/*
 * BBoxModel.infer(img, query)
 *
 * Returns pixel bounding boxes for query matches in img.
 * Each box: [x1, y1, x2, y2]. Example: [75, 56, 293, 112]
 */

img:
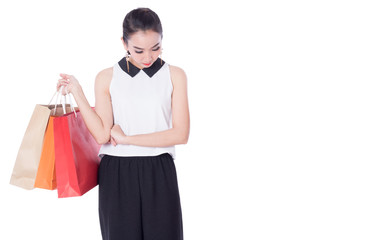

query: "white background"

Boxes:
[1, 0, 370, 239]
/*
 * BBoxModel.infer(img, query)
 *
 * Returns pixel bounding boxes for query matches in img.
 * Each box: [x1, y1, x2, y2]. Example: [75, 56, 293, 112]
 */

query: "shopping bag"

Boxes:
[9, 105, 51, 190]
[33, 88, 75, 190]
[34, 116, 57, 190]
[10, 88, 74, 190]
[54, 108, 101, 198]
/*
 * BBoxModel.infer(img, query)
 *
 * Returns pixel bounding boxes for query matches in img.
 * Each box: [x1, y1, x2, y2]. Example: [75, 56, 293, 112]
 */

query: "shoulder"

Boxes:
[96, 67, 113, 81]
[95, 67, 113, 92]
[168, 64, 187, 87]
[169, 64, 186, 79]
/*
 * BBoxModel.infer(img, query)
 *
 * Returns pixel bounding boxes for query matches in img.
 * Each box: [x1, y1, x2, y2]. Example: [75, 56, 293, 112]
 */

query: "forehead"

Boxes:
[128, 30, 162, 48]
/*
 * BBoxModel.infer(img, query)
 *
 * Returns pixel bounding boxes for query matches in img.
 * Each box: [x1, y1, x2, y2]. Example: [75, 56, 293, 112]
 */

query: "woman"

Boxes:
[57, 7, 189, 240]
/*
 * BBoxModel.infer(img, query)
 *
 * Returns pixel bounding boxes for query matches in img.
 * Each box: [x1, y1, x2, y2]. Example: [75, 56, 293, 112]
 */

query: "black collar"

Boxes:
[118, 57, 165, 78]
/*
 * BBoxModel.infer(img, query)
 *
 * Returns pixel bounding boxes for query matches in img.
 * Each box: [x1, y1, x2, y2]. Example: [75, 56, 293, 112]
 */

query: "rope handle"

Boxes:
[48, 86, 77, 118]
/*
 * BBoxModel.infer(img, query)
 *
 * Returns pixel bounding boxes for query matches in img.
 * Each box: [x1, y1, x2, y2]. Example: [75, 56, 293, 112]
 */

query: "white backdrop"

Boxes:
[1, 0, 370, 239]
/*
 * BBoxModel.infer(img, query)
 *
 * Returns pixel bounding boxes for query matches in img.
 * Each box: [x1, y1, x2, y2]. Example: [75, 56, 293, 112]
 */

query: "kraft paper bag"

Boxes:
[10, 104, 51, 190]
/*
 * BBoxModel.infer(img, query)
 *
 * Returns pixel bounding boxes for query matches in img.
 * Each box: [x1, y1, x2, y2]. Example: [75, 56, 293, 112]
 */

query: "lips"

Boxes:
[143, 62, 151, 67]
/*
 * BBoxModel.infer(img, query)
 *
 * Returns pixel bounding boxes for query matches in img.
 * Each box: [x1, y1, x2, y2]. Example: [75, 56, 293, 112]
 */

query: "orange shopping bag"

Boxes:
[34, 116, 57, 190]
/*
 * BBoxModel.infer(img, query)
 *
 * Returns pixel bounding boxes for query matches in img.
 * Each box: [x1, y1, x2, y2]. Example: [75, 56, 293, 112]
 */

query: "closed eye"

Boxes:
[135, 47, 160, 54]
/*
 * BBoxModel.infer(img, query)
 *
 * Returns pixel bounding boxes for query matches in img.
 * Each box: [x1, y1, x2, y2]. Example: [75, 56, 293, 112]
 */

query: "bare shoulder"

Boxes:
[96, 67, 113, 82]
[168, 64, 187, 87]
[95, 67, 113, 92]
[169, 64, 186, 78]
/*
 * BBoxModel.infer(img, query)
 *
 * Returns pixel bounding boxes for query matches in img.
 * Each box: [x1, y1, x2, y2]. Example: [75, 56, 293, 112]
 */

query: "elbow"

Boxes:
[96, 138, 108, 145]
[181, 138, 188, 145]
[178, 130, 189, 145]
[95, 133, 111, 145]
[174, 124, 189, 145]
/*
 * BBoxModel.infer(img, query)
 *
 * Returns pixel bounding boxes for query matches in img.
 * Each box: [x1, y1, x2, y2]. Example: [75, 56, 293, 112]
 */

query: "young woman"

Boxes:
[57, 7, 189, 240]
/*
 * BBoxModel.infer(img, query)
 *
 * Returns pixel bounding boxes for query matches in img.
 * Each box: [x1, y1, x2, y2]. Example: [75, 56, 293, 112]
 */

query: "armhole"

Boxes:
[167, 63, 174, 129]
[108, 64, 116, 98]
[168, 63, 174, 93]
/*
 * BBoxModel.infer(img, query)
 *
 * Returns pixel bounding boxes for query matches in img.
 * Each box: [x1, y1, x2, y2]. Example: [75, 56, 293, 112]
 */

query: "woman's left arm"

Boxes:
[110, 65, 190, 147]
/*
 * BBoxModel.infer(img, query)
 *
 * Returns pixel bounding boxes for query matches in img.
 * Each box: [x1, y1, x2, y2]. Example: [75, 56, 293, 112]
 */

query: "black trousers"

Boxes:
[98, 153, 183, 240]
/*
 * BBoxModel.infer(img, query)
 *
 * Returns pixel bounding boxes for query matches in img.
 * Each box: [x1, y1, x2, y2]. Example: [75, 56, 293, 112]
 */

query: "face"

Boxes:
[121, 30, 162, 69]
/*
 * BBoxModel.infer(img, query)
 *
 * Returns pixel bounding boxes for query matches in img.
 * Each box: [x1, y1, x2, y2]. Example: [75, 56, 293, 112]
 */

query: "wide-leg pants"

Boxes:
[98, 153, 183, 240]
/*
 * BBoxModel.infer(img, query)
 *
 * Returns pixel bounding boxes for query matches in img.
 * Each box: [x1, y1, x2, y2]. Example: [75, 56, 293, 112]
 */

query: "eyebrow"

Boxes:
[133, 42, 160, 50]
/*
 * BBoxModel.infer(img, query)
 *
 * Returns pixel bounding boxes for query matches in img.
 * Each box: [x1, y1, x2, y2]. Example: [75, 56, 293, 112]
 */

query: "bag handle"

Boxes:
[48, 86, 77, 118]
[65, 87, 77, 118]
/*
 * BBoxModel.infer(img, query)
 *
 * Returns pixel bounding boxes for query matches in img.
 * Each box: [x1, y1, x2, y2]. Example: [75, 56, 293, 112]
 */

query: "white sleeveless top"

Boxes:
[98, 57, 176, 160]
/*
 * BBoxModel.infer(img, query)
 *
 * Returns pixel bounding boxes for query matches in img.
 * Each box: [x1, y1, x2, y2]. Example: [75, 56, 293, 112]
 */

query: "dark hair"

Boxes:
[122, 8, 163, 45]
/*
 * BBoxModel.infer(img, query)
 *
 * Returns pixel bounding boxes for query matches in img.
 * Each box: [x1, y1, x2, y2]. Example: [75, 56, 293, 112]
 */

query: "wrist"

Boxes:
[121, 135, 130, 145]
[70, 84, 82, 96]
[111, 132, 129, 145]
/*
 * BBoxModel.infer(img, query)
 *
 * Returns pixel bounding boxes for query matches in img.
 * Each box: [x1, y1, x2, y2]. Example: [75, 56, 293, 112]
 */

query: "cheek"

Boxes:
[130, 52, 142, 61]
[130, 51, 137, 57]
[150, 51, 161, 60]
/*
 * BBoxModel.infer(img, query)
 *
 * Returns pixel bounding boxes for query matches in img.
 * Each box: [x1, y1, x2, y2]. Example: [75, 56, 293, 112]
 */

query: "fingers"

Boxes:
[57, 73, 79, 96]
[59, 80, 69, 85]
[110, 137, 117, 146]
[57, 73, 72, 90]
[56, 79, 69, 93]
[57, 79, 69, 86]
[60, 73, 77, 82]
[56, 77, 72, 96]
[60, 73, 72, 79]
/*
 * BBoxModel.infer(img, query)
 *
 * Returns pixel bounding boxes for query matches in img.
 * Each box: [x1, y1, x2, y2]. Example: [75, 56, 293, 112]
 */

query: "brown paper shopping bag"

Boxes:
[10, 104, 51, 190]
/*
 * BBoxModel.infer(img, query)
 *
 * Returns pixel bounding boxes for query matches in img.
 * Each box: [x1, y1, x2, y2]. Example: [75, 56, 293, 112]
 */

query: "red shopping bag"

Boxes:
[53, 109, 101, 198]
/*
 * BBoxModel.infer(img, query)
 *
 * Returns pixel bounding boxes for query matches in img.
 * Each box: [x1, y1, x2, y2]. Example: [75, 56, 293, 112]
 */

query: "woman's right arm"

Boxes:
[58, 68, 114, 145]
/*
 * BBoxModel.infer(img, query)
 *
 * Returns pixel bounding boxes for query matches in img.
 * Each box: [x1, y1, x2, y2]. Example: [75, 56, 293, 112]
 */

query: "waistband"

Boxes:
[102, 153, 173, 161]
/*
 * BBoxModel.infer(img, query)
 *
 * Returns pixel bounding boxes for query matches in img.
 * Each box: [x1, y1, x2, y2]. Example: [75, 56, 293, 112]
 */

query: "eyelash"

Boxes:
[135, 47, 161, 54]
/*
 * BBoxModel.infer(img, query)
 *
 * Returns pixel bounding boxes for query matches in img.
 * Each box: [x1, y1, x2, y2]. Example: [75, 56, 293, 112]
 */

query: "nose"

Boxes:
[143, 52, 152, 63]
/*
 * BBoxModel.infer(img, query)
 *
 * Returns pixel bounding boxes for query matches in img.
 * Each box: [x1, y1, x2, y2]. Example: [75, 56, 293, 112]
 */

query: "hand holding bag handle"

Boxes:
[48, 86, 77, 117]
[34, 87, 77, 190]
